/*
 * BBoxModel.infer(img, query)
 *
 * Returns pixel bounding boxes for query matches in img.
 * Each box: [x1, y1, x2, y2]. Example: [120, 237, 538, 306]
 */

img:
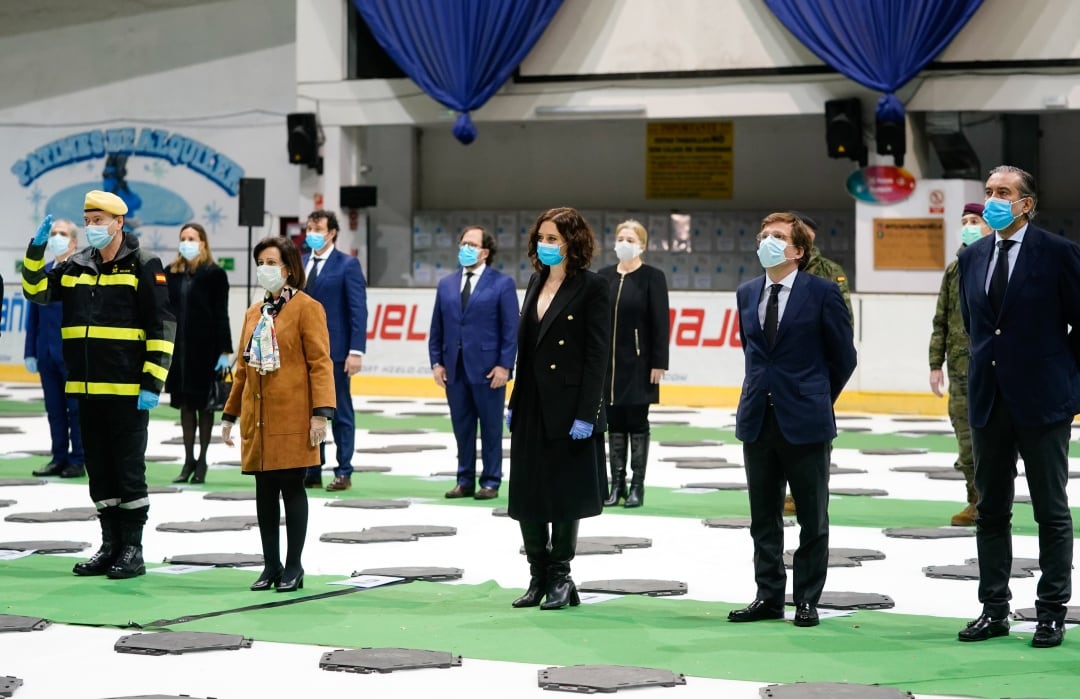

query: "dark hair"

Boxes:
[460, 226, 498, 264]
[307, 209, 340, 233]
[759, 212, 813, 271]
[988, 165, 1038, 220]
[253, 236, 306, 289]
[526, 207, 596, 274]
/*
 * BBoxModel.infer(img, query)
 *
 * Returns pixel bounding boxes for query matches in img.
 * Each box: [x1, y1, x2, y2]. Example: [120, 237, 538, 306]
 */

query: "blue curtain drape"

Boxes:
[354, 0, 563, 144]
[763, 0, 983, 123]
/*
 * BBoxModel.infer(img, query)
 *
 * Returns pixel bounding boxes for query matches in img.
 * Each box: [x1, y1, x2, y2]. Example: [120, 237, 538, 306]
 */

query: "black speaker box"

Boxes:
[825, 98, 866, 164]
[287, 113, 319, 166]
[340, 185, 377, 209]
[238, 178, 265, 227]
[875, 117, 906, 166]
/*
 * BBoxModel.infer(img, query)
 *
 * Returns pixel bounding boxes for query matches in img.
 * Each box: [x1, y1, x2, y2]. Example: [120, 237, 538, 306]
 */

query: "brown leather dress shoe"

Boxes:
[474, 487, 499, 500]
[326, 476, 351, 491]
[445, 485, 475, 498]
[950, 503, 977, 527]
[783, 494, 797, 516]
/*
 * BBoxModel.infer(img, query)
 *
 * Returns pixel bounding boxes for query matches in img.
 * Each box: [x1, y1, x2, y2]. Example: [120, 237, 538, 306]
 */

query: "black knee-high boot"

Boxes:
[512, 521, 550, 608]
[541, 520, 580, 610]
[624, 432, 650, 508]
[603, 433, 628, 506]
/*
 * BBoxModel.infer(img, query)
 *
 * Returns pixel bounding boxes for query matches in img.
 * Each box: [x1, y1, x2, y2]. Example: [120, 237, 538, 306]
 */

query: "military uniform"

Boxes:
[929, 252, 975, 506]
[804, 247, 852, 321]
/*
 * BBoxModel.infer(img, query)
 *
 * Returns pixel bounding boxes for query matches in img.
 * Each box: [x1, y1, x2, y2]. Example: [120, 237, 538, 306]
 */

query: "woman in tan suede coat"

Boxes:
[221, 236, 335, 593]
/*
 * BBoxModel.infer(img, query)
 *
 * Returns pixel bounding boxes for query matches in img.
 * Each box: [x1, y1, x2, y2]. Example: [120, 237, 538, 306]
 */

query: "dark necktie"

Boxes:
[461, 271, 473, 311]
[764, 283, 781, 349]
[307, 258, 321, 288]
[987, 239, 1016, 316]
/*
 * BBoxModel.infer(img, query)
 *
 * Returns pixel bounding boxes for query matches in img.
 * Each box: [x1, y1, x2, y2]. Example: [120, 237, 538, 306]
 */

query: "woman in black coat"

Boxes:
[507, 207, 610, 610]
[165, 222, 232, 483]
[597, 220, 670, 508]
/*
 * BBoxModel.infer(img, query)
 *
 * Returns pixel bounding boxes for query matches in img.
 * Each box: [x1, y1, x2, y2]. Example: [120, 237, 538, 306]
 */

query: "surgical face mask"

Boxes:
[305, 232, 326, 252]
[85, 224, 114, 250]
[257, 264, 286, 293]
[48, 234, 71, 257]
[614, 240, 641, 262]
[458, 245, 480, 267]
[982, 196, 1026, 231]
[960, 225, 984, 247]
[178, 240, 201, 260]
[536, 242, 565, 266]
[756, 235, 790, 269]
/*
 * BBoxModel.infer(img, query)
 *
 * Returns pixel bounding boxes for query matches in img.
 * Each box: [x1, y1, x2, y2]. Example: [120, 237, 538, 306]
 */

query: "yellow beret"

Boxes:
[83, 190, 128, 216]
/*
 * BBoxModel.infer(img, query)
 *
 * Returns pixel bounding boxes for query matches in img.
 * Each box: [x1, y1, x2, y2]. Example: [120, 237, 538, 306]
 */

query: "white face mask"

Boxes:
[614, 240, 641, 262]
[257, 264, 286, 293]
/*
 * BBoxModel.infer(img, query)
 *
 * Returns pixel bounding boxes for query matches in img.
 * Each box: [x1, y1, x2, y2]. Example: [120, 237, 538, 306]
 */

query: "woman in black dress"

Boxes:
[507, 207, 610, 610]
[597, 220, 670, 507]
[165, 223, 232, 483]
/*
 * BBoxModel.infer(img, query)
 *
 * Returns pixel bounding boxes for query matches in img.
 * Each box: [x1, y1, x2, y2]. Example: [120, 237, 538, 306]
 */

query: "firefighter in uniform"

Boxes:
[22, 191, 175, 579]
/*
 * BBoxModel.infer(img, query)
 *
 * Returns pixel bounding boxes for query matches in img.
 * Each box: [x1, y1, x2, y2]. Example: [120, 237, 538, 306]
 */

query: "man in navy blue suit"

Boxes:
[301, 210, 368, 491]
[956, 166, 1080, 649]
[429, 226, 519, 500]
[728, 212, 856, 629]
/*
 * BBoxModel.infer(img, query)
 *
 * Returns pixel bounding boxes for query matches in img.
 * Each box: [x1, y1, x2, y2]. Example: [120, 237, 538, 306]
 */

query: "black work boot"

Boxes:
[541, 520, 580, 610]
[512, 522, 550, 608]
[106, 522, 146, 579]
[623, 432, 650, 508]
[73, 511, 119, 576]
[603, 433, 628, 506]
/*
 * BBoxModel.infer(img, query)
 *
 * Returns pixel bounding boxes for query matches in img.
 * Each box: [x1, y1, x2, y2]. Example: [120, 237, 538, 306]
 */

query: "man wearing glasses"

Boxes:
[429, 226, 519, 500]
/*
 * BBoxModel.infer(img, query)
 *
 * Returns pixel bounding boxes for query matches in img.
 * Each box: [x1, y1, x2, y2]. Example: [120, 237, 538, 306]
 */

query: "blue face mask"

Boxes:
[982, 197, 1026, 231]
[305, 232, 326, 251]
[458, 245, 480, 267]
[85, 224, 114, 250]
[960, 225, 984, 247]
[756, 235, 789, 269]
[48, 234, 71, 257]
[178, 240, 201, 260]
[537, 242, 565, 266]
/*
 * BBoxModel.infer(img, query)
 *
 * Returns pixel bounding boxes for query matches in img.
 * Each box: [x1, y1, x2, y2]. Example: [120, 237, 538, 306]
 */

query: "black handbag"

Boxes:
[207, 368, 233, 411]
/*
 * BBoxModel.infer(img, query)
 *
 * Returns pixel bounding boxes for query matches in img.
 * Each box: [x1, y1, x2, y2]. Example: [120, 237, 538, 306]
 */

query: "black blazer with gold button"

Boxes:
[509, 269, 610, 441]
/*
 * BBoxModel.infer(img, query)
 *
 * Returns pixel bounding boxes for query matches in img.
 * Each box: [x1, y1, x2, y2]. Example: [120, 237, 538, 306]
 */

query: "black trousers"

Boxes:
[79, 398, 150, 523]
[971, 389, 1072, 621]
[743, 405, 831, 607]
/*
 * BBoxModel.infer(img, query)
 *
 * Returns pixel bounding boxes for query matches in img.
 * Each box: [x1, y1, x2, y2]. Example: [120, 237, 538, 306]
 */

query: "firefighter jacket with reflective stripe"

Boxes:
[22, 233, 176, 399]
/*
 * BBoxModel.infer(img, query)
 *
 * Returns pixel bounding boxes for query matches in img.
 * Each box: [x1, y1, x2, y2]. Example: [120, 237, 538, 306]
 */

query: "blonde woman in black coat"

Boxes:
[597, 220, 669, 507]
[506, 207, 610, 610]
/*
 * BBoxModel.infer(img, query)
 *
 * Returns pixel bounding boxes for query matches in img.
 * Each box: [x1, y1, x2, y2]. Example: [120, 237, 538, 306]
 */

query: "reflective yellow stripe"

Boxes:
[98, 274, 138, 288]
[143, 362, 169, 382]
[22, 256, 45, 272]
[22, 277, 48, 295]
[146, 339, 175, 354]
[61, 273, 98, 287]
[65, 381, 141, 396]
[61, 326, 146, 341]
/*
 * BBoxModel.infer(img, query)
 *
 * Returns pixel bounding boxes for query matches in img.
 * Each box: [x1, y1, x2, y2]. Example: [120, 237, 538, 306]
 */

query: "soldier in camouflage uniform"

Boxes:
[930, 202, 991, 526]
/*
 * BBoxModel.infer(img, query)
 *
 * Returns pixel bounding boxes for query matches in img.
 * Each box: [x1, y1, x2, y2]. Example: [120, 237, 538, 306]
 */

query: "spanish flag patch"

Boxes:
[155, 272, 167, 285]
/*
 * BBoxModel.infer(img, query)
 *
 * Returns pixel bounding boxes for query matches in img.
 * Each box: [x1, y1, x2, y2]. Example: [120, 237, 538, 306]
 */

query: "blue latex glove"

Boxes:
[33, 214, 53, 246]
[505, 409, 512, 432]
[24, 357, 38, 374]
[137, 390, 159, 411]
[569, 419, 593, 440]
[215, 354, 231, 372]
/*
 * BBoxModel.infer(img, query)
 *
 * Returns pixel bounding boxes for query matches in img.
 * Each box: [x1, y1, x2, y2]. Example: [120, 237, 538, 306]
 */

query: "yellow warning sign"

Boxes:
[645, 121, 733, 200]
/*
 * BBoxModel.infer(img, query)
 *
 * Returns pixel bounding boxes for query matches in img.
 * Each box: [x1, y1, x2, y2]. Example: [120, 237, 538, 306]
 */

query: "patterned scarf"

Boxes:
[244, 287, 295, 374]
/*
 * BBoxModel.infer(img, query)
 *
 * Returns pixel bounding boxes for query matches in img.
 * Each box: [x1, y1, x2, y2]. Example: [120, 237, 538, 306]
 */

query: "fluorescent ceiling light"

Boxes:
[534, 104, 647, 117]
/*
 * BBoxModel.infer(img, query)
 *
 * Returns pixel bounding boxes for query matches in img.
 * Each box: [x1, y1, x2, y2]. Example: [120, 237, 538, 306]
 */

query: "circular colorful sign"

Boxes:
[846, 165, 917, 204]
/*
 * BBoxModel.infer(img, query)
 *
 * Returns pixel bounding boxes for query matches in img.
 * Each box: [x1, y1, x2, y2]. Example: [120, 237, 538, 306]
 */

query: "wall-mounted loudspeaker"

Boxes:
[238, 178, 265, 227]
[825, 98, 867, 166]
[287, 113, 319, 167]
[340, 185, 377, 209]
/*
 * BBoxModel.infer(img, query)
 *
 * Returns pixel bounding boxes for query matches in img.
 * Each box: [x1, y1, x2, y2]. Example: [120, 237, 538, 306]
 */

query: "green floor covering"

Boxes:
[2, 556, 1077, 699]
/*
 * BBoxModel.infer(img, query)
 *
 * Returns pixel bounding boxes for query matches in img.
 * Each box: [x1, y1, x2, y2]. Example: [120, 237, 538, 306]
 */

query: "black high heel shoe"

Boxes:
[172, 460, 195, 484]
[249, 567, 282, 591]
[190, 458, 208, 484]
[276, 567, 304, 592]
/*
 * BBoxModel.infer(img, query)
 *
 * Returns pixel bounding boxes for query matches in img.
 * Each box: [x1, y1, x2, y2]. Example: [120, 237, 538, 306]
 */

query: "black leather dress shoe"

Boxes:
[59, 463, 85, 478]
[276, 567, 304, 592]
[793, 602, 819, 627]
[32, 461, 65, 477]
[728, 599, 785, 622]
[1032, 620, 1065, 648]
[957, 613, 1010, 642]
[444, 485, 475, 499]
